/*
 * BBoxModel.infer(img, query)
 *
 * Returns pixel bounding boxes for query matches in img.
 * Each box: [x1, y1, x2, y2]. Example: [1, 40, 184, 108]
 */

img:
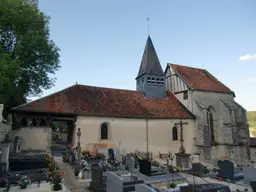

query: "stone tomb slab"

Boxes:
[7, 182, 69, 192]
[107, 171, 144, 192]
[243, 167, 256, 185]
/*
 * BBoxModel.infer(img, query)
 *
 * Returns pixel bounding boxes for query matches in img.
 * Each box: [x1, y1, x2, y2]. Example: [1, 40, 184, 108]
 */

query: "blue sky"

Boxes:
[36, 0, 256, 111]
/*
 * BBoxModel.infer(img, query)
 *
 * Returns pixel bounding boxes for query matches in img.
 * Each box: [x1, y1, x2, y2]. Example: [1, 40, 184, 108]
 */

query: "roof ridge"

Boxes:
[76, 84, 139, 92]
[12, 84, 78, 111]
[168, 63, 207, 71]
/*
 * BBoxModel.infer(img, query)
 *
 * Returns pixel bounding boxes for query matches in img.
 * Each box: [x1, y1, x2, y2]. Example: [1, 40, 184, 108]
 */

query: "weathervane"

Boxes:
[146, 17, 150, 36]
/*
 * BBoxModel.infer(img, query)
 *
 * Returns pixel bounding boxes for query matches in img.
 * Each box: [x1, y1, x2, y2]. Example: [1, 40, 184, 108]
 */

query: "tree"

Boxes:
[0, 0, 60, 117]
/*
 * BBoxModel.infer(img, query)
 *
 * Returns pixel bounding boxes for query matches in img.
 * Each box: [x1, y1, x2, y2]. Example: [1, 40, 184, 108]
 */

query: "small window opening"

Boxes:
[100, 123, 109, 140]
[172, 126, 178, 141]
[183, 91, 188, 100]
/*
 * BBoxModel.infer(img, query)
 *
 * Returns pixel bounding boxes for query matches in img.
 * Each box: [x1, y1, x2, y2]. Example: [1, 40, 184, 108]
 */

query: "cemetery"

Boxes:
[0, 106, 256, 192]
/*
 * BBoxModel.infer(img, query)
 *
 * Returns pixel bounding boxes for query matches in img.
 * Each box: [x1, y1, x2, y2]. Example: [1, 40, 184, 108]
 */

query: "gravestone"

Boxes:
[139, 159, 151, 176]
[192, 163, 206, 177]
[244, 167, 256, 185]
[68, 150, 76, 165]
[217, 159, 244, 181]
[89, 163, 106, 192]
[125, 156, 135, 173]
[108, 148, 115, 162]
[218, 160, 234, 179]
[116, 148, 122, 162]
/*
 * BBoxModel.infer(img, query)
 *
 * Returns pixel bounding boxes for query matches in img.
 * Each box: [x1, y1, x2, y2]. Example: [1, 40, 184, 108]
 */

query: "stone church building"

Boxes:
[11, 36, 250, 165]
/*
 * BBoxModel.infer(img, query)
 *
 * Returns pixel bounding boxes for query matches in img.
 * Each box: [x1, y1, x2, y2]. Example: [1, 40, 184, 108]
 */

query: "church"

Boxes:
[11, 36, 250, 165]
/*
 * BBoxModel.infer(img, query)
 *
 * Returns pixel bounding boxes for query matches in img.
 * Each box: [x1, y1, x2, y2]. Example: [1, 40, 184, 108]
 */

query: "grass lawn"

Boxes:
[248, 121, 256, 128]
[249, 121, 256, 137]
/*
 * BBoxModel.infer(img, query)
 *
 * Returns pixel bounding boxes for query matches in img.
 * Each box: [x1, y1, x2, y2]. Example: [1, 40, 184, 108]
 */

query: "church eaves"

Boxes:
[136, 36, 164, 79]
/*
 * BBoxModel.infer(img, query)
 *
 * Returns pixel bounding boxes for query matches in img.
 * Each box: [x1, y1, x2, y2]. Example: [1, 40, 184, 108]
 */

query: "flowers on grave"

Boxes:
[62, 150, 68, 162]
[95, 153, 106, 160]
[52, 171, 63, 191]
[151, 160, 160, 167]
[17, 176, 31, 189]
[0, 178, 8, 188]
[81, 150, 90, 157]
[45, 152, 60, 182]
[176, 166, 181, 172]
[168, 182, 177, 189]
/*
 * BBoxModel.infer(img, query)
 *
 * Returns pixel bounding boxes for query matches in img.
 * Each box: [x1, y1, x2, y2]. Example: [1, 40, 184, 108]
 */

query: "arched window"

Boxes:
[172, 126, 178, 141]
[207, 107, 215, 142]
[100, 123, 109, 140]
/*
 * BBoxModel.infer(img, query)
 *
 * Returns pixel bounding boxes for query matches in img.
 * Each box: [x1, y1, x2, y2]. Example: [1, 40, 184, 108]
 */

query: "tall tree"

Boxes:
[0, 0, 60, 117]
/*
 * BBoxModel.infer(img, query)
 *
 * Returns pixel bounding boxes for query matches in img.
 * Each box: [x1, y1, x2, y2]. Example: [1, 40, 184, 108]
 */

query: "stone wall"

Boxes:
[173, 91, 250, 164]
[251, 147, 256, 162]
[12, 127, 51, 151]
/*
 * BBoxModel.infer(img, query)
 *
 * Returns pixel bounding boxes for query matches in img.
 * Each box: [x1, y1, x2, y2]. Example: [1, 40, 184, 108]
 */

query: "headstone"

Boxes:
[125, 156, 135, 173]
[116, 148, 122, 162]
[139, 159, 151, 176]
[108, 148, 115, 162]
[218, 160, 234, 179]
[89, 163, 106, 192]
[68, 150, 76, 165]
[192, 163, 205, 177]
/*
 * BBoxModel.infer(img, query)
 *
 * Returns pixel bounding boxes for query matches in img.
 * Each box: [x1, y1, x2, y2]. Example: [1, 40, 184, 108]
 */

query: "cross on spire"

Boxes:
[146, 17, 150, 36]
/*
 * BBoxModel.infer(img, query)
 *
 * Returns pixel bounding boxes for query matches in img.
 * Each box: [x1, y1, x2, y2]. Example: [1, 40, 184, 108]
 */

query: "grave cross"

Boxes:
[175, 119, 188, 154]
[77, 128, 81, 159]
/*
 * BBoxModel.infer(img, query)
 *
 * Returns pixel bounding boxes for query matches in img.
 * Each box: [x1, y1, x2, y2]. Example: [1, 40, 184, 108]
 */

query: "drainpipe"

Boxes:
[146, 117, 149, 160]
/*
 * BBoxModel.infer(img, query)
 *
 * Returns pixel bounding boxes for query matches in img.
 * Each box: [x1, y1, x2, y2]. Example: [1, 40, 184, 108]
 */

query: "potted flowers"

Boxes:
[168, 182, 177, 191]
[0, 178, 8, 188]
[52, 172, 64, 191]
[62, 151, 68, 162]
[17, 176, 31, 189]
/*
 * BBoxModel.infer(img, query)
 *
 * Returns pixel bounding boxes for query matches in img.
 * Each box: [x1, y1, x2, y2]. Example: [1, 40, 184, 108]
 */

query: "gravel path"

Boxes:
[55, 157, 90, 192]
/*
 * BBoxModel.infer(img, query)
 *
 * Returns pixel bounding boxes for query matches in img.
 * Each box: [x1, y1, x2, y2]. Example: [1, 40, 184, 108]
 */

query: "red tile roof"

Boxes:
[168, 64, 233, 94]
[12, 84, 195, 119]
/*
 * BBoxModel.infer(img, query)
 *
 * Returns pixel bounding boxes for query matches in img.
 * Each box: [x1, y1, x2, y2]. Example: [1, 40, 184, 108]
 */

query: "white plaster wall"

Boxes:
[12, 127, 51, 151]
[75, 116, 196, 156]
[174, 91, 193, 112]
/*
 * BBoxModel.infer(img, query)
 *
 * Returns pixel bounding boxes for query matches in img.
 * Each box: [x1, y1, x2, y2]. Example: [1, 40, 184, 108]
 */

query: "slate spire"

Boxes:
[136, 36, 164, 79]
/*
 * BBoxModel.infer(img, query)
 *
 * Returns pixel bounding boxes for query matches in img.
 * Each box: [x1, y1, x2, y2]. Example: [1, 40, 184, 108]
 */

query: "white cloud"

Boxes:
[239, 54, 256, 61]
[240, 77, 256, 85]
